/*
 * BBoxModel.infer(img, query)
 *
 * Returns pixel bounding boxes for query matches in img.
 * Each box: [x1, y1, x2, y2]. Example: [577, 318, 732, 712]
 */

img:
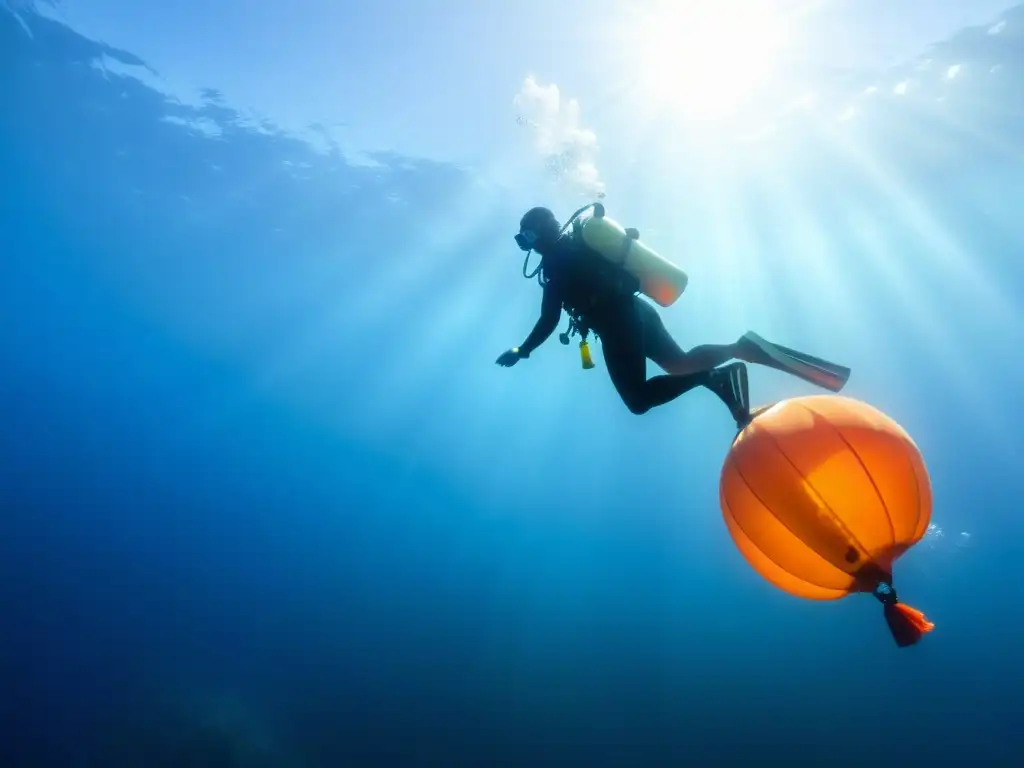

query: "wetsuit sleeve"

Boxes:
[519, 284, 562, 356]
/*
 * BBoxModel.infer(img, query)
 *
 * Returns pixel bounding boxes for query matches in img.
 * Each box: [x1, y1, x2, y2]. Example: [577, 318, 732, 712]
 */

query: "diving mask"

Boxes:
[515, 228, 539, 252]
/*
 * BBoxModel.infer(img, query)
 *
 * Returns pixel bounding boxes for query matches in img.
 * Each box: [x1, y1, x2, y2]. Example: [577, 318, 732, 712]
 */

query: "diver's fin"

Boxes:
[741, 332, 850, 393]
[767, 342, 851, 383]
[710, 362, 751, 431]
[732, 363, 750, 418]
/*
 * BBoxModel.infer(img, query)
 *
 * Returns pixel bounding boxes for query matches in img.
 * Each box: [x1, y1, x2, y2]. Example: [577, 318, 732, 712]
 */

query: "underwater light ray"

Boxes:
[710, 162, 793, 333]
[664, 151, 819, 356]
[346, 199, 502, 326]
[459, 376, 587, 509]
[659, 161, 781, 345]
[391, 254, 513, 375]
[820, 119, 1017, 330]
[254, 187, 505, 394]
[345, 231, 598, 464]
[697, 168, 748, 326]
[610, 0, 793, 123]
[840, 203, 1003, 439]
[335, 257, 517, 436]
[926, 100, 1024, 166]
[855, 77, 1024, 187]
[756, 166, 858, 332]
[728, 166, 818, 333]
[842, 206, 953, 354]
[920, 57, 1024, 159]
[655, 149, 772, 339]
[796, 118, 1012, 438]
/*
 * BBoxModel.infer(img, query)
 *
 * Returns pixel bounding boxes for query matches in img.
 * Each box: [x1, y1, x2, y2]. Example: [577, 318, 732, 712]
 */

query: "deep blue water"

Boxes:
[2, 5, 1023, 767]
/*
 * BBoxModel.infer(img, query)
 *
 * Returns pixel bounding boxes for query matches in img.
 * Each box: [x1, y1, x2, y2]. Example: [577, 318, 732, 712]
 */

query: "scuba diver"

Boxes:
[495, 205, 850, 428]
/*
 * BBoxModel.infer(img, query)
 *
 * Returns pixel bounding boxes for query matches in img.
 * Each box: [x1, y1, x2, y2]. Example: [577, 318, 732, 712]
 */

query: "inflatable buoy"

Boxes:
[720, 396, 935, 647]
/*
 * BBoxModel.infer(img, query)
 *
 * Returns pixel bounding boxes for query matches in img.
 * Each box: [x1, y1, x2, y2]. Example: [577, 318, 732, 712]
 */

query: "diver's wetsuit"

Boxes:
[518, 232, 712, 415]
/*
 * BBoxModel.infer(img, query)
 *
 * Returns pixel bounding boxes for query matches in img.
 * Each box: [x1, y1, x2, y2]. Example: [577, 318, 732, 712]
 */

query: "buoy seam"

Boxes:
[726, 448, 848, 592]
[797, 401, 897, 546]
[758, 417, 872, 577]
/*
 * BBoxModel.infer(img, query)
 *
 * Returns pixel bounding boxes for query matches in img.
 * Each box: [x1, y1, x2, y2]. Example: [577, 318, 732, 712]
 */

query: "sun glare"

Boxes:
[627, 1, 791, 122]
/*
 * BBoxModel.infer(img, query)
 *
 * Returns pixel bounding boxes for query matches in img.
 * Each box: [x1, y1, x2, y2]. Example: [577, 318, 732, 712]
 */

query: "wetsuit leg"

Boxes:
[638, 300, 689, 369]
[601, 305, 710, 415]
[637, 299, 740, 375]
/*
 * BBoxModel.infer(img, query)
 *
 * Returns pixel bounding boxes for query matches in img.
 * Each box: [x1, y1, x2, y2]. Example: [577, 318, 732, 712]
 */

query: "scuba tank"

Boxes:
[528, 200, 687, 372]
[578, 205, 688, 307]
[523, 201, 689, 308]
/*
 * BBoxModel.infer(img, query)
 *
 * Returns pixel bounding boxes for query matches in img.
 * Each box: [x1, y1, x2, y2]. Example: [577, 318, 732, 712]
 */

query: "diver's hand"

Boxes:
[625, 227, 640, 240]
[496, 348, 528, 367]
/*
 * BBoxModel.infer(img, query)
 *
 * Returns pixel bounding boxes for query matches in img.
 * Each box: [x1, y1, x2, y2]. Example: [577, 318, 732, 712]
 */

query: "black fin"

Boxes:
[742, 333, 850, 393]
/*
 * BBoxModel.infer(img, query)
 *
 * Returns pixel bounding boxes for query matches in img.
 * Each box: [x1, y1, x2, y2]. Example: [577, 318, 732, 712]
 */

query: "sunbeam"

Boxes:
[616, 0, 794, 123]
[823, 119, 1017, 329]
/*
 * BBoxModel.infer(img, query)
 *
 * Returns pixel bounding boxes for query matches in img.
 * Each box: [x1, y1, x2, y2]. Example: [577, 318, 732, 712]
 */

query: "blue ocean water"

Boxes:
[2, 3, 1023, 766]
